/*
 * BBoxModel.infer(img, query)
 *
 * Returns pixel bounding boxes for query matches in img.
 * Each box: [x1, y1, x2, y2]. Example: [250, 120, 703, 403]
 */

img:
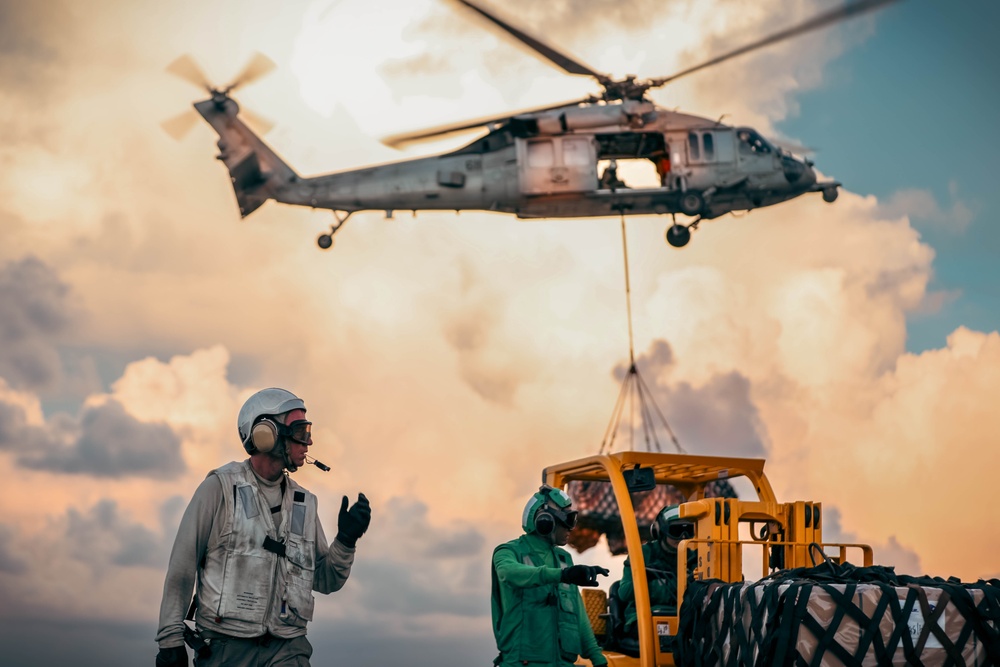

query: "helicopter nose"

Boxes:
[801, 161, 816, 187]
[782, 154, 815, 186]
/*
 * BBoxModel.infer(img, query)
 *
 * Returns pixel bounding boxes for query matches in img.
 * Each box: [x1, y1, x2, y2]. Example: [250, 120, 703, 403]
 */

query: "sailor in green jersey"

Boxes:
[491, 485, 609, 667]
[618, 504, 696, 636]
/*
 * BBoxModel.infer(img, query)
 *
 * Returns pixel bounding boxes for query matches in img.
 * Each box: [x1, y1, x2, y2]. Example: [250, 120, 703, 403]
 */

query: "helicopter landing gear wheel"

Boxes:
[679, 191, 705, 217]
[317, 211, 352, 250]
[822, 187, 839, 203]
[666, 223, 691, 248]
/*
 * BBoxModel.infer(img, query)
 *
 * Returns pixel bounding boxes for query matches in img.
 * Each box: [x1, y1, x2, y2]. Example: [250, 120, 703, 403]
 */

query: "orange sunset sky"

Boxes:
[1, 0, 998, 665]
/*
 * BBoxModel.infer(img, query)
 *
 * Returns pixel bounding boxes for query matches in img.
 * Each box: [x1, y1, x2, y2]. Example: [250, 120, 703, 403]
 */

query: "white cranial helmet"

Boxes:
[237, 387, 306, 455]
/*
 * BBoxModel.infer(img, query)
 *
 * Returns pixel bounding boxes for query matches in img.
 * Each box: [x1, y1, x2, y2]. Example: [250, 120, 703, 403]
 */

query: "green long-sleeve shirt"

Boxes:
[492, 532, 606, 667]
[619, 541, 695, 634]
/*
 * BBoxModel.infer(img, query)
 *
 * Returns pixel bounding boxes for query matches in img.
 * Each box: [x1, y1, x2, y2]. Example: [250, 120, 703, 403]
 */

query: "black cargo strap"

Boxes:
[270, 478, 287, 514]
[675, 562, 1000, 667]
[262, 535, 286, 558]
[181, 595, 211, 658]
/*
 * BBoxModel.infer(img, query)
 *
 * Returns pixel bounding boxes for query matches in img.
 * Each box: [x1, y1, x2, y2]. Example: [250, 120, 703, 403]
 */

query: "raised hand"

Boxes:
[336, 493, 371, 548]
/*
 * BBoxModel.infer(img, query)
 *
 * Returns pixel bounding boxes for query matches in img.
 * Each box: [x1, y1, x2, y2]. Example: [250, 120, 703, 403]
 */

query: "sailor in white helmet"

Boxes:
[155, 388, 371, 667]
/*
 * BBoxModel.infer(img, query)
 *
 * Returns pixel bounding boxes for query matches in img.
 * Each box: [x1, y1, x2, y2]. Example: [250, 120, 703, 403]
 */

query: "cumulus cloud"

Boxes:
[610, 340, 769, 457]
[821, 505, 922, 576]
[0, 494, 187, 629]
[65, 498, 174, 571]
[383, 0, 671, 76]
[0, 0, 72, 111]
[477, 0, 681, 42]
[0, 399, 28, 446]
[0, 256, 78, 391]
[440, 262, 533, 406]
[877, 181, 977, 232]
[347, 496, 488, 619]
[793, 327, 1000, 579]
[0, 524, 27, 574]
[11, 399, 185, 479]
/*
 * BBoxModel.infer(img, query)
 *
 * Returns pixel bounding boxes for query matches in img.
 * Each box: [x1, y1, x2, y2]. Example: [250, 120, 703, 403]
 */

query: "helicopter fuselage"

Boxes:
[177, 0, 901, 249]
[196, 96, 838, 248]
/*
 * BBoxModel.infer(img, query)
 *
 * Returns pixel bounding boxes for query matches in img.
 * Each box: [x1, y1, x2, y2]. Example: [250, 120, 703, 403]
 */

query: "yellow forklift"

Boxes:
[543, 450, 874, 667]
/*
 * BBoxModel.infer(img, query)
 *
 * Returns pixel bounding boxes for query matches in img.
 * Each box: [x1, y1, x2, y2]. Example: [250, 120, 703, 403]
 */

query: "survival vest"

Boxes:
[491, 534, 586, 665]
[196, 460, 318, 636]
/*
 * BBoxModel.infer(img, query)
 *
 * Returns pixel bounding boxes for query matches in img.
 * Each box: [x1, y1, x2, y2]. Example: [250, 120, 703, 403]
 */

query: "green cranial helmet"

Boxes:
[522, 485, 578, 536]
[650, 504, 694, 547]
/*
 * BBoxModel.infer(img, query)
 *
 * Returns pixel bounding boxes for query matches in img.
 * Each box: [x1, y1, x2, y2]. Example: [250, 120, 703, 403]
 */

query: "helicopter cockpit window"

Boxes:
[688, 132, 701, 161]
[737, 128, 772, 155]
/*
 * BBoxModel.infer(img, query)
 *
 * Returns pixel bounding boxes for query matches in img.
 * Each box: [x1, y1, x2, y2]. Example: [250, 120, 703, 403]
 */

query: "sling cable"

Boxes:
[600, 215, 683, 456]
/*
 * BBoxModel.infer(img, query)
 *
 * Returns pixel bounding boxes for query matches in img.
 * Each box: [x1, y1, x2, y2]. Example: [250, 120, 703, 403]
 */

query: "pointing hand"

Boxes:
[561, 564, 610, 587]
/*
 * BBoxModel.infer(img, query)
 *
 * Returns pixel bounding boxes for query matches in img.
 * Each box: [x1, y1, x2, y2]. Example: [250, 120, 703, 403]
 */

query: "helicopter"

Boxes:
[165, 0, 899, 249]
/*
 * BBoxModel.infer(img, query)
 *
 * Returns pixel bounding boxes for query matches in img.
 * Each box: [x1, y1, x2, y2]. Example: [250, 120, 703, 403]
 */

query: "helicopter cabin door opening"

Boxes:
[595, 131, 670, 191]
[518, 136, 597, 195]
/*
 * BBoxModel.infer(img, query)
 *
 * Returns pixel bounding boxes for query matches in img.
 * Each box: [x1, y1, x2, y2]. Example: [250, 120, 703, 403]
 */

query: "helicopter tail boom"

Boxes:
[194, 96, 298, 217]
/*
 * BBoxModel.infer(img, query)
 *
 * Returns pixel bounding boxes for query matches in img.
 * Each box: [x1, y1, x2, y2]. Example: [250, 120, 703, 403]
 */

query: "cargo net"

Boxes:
[675, 557, 1000, 667]
[566, 479, 737, 555]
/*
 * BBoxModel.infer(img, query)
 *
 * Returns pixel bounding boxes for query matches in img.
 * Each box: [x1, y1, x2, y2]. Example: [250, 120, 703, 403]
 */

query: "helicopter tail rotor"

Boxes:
[162, 52, 276, 140]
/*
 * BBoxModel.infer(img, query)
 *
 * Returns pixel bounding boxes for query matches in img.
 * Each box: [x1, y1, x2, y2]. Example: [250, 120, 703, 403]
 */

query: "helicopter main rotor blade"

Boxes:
[649, 0, 902, 88]
[228, 52, 276, 92]
[382, 96, 596, 148]
[771, 138, 817, 155]
[166, 54, 211, 91]
[452, 0, 609, 82]
[382, 110, 533, 149]
[161, 109, 201, 140]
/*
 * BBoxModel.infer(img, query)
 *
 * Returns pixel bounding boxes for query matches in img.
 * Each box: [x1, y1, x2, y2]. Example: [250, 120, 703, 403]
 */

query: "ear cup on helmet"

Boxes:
[535, 511, 555, 536]
[251, 419, 279, 453]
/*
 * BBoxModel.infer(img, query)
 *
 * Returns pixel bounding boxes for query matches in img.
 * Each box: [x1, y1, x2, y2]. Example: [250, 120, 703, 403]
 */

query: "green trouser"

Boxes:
[195, 631, 313, 667]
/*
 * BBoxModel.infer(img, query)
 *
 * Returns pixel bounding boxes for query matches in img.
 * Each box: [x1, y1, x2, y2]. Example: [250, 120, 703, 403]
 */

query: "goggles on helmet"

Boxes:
[666, 521, 694, 541]
[549, 505, 579, 530]
[278, 419, 312, 445]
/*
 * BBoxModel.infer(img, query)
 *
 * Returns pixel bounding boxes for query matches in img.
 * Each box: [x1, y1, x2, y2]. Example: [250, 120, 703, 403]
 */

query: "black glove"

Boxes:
[336, 492, 371, 548]
[155, 646, 188, 667]
[560, 564, 610, 587]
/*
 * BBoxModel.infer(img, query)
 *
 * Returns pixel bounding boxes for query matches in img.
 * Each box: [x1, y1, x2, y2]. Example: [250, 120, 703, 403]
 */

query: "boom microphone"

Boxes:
[305, 456, 331, 472]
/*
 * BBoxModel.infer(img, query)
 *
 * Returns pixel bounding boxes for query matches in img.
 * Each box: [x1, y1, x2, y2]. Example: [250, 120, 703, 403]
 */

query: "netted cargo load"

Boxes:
[675, 560, 1000, 666]
[567, 479, 737, 554]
